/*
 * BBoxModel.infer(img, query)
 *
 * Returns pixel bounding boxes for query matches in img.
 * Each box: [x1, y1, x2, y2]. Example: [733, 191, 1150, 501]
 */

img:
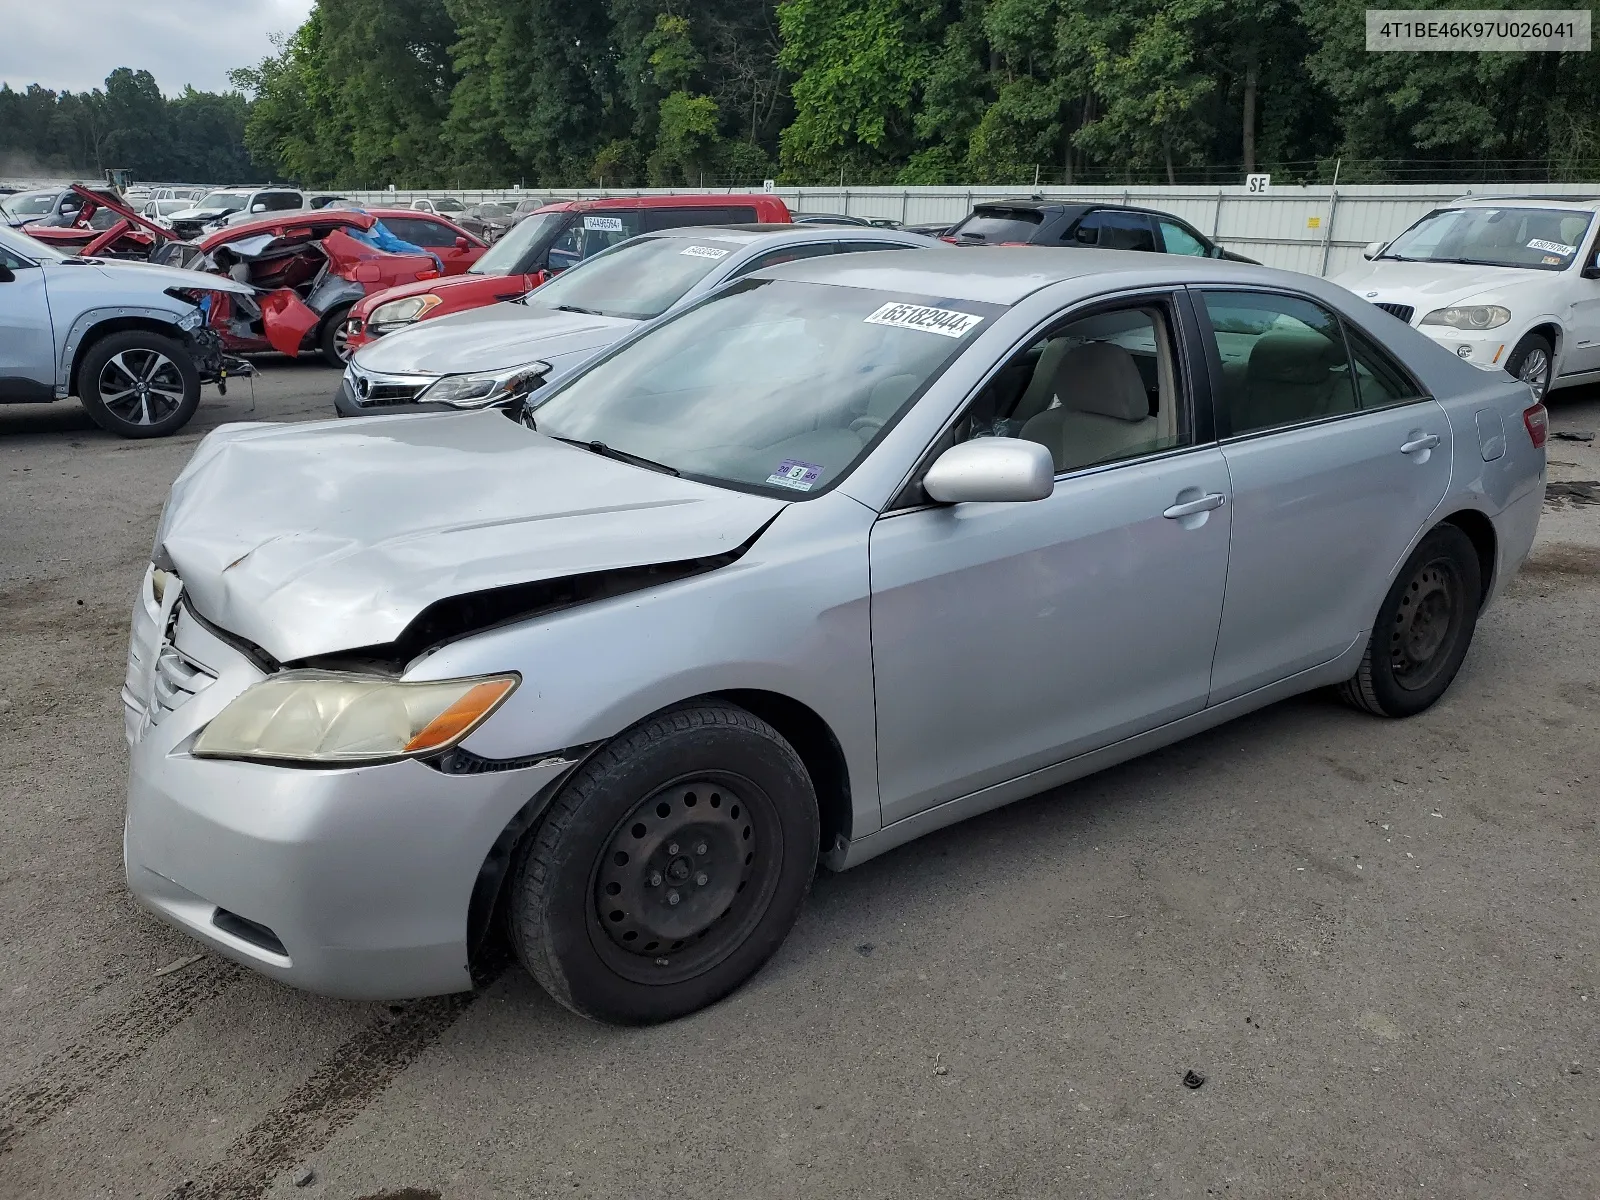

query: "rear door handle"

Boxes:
[1163, 492, 1227, 519]
[1400, 434, 1441, 454]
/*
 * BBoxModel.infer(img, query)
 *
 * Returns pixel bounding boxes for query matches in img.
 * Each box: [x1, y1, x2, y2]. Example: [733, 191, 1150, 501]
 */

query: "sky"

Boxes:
[0, 0, 315, 96]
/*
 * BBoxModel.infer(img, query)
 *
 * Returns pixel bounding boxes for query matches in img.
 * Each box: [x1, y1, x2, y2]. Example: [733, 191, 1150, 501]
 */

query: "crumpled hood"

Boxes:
[353, 302, 637, 375]
[1333, 259, 1559, 309]
[157, 412, 786, 662]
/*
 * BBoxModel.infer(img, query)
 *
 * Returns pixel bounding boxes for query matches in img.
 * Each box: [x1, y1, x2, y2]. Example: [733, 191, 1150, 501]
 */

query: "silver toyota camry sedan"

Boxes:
[123, 249, 1546, 1024]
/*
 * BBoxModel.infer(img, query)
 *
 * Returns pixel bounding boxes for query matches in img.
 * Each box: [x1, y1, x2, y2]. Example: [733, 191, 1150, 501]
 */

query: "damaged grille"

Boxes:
[1375, 302, 1415, 324]
[149, 639, 216, 725]
[123, 569, 216, 743]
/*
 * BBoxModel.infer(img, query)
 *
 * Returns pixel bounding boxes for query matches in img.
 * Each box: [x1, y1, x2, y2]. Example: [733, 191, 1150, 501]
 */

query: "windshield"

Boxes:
[528, 234, 740, 320]
[0, 224, 69, 262]
[1385, 207, 1593, 271]
[470, 210, 568, 274]
[197, 191, 248, 213]
[530, 279, 998, 496]
[434, 197, 465, 212]
[4, 190, 59, 218]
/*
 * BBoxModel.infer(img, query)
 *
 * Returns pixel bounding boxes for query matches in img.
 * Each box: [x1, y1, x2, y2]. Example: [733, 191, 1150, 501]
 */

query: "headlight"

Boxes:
[368, 294, 443, 329]
[193, 671, 519, 765]
[419, 361, 551, 408]
[1420, 305, 1511, 330]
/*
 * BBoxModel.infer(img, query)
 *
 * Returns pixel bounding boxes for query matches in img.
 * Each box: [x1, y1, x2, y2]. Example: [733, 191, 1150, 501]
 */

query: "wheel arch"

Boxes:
[67, 315, 186, 397]
[1438, 507, 1498, 608]
[1519, 320, 1563, 363]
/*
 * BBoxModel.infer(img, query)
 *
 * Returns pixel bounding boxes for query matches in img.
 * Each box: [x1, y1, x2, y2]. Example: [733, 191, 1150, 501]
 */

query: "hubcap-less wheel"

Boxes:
[1389, 558, 1461, 691]
[1517, 347, 1550, 399]
[590, 775, 779, 986]
[333, 321, 353, 362]
[97, 349, 185, 426]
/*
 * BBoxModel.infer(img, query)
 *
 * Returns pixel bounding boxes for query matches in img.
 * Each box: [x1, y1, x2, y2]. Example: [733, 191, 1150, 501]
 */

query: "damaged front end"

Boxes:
[154, 215, 440, 359]
[168, 289, 251, 395]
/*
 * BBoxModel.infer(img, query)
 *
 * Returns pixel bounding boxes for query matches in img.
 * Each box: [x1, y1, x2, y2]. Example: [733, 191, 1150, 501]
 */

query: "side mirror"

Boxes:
[251, 203, 266, 213]
[454, 236, 470, 250]
[0, 266, 15, 284]
[1582, 262, 1600, 280]
[923, 439, 1054, 504]
[1363, 240, 1386, 260]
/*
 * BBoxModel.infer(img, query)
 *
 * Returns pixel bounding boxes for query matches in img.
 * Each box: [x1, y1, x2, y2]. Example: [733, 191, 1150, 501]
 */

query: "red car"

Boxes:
[343, 193, 791, 350]
[22, 184, 173, 259]
[172, 210, 458, 365]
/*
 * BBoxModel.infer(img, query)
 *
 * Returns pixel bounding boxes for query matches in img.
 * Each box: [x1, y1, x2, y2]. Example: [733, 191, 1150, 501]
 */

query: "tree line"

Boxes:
[7, 1, 1600, 189]
[0, 69, 259, 183]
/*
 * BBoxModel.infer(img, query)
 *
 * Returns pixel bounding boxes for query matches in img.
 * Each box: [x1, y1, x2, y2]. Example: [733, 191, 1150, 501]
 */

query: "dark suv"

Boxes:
[945, 200, 1257, 262]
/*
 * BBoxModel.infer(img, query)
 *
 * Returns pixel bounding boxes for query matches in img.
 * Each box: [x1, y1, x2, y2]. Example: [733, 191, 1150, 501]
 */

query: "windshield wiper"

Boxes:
[554, 304, 605, 316]
[546, 434, 680, 476]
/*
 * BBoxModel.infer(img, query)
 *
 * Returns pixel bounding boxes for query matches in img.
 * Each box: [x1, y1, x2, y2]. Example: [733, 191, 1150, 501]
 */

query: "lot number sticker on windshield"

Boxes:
[766, 459, 823, 491]
[681, 245, 730, 260]
[1528, 238, 1576, 256]
[864, 302, 985, 338]
[584, 215, 625, 232]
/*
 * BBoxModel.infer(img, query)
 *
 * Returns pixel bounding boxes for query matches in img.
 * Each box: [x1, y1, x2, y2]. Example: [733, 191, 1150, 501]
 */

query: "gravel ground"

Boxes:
[1, 362, 1596, 1200]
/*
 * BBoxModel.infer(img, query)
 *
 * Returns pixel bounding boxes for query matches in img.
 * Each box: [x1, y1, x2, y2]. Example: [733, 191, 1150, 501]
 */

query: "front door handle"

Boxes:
[1163, 492, 1227, 519]
[1400, 434, 1441, 454]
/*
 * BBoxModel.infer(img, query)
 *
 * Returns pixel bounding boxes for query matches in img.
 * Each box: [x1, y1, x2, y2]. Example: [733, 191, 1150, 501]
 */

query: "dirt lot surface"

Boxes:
[1, 362, 1596, 1199]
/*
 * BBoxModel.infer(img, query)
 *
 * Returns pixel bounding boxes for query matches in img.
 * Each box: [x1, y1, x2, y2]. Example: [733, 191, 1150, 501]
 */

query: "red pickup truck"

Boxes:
[343, 193, 791, 352]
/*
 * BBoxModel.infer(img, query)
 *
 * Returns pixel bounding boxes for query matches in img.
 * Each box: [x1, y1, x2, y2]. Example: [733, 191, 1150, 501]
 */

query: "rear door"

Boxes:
[1196, 288, 1453, 703]
[0, 242, 54, 401]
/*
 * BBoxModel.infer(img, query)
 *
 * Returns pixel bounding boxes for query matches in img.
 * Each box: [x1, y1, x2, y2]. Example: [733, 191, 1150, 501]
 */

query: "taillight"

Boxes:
[1523, 402, 1549, 449]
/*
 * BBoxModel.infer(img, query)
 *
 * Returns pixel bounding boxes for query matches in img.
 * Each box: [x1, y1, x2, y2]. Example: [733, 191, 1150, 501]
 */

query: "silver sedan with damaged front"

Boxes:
[124, 249, 1546, 1024]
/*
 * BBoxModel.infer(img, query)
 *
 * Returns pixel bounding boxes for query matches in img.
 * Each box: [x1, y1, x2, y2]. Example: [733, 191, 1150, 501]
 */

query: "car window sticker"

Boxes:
[1528, 238, 1576, 256]
[681, 245, 730, 259]
[863, 302, 984, 338]
[584, 215, 625, 232]
[766, 460, 823, 491]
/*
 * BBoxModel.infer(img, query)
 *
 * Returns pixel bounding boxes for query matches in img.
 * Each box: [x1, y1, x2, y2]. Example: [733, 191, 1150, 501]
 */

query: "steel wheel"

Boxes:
[97, 348, 186, 426]
[590, 773, 780, 987]
[1388, 557, 1462, 691]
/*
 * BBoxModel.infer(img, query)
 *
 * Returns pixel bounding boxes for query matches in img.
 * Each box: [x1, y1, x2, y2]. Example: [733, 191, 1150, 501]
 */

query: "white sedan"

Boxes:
[1334, 197, 1600, 399]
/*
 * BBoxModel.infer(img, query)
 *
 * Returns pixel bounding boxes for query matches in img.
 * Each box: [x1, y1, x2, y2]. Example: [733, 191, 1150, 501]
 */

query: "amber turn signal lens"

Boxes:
[404, 678, 518, 753]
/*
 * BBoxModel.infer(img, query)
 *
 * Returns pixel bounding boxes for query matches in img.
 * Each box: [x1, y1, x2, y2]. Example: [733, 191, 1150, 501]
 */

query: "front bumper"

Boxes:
[334, 364, 455, 418]
[1417, 325, 1515, 372]
[122, 569, 568, 999]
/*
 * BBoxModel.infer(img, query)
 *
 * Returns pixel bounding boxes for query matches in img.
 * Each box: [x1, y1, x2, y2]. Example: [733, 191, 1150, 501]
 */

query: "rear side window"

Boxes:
[641, 206, 758, 232]
[949, 208, 1044, 244]
[1072, 211, 1158, 252]
[1200, 291, 1359, 436]
[382, 217, 457, 248]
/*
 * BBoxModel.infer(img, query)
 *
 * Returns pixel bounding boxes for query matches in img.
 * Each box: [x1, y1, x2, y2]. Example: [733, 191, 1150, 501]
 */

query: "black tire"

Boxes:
[79, 330, 200, 438]
[509, 702, 819, 1024]
[1505, 332, 1553, 401]
[318, 305, 354, 367]
[1338, 524, 1482, 718]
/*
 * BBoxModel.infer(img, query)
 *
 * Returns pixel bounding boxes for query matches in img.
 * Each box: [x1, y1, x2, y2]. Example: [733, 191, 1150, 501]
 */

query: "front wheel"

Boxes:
[1338, 524, 1482, 718]
[318, 305, 355, 367]
[509, 703, 819, 1024]
[1505, 332, 1554, 401]
[79, 330, 200, 438]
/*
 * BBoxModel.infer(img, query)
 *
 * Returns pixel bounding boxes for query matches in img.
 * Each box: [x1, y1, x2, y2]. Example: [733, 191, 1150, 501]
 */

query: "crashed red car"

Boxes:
[22, 184, 173, 259]
[155, 210, 454, 365]
[343, 193, 791, 351]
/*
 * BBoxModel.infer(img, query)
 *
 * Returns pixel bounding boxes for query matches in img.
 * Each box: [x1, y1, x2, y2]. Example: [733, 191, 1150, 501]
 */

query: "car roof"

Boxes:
[195, 208, 376, 248]
[641, 223, 920, 245]
[1453, 196, 1600, 211]
[536, 194, 783, 212]
[969, 198, 1186, 220]
[752, 245, 1297, 305]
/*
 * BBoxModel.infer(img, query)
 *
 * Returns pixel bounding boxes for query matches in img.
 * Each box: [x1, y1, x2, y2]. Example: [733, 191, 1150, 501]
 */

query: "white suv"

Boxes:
[1334, 197, 1600, 399]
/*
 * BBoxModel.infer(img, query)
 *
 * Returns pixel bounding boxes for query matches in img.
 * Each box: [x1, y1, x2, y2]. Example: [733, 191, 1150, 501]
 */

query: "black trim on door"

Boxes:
[1173, 288, 1217, 446]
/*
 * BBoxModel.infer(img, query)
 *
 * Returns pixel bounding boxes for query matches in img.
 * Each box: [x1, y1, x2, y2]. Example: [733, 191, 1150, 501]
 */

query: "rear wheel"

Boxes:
[1338, 524, 1482, 717]
[1505, 332, 1553, 400]
[509, 703, 819, 1024]
[78, 330, 200, 438]
[318, 304, 355, 367]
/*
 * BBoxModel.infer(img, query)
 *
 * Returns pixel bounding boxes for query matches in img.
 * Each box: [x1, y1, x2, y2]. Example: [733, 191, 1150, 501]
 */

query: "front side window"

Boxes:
[939, 302, 1189, 476]
[1384, 206, 1593, 271]
[528, 234, 745, 319]
[1201, 292, 1359, 436]
[549, 211, 648, 270]
[1159, 220, 1208, 256]
[529, 280, 999, 497]
[260, 192, 302, 212]
[1072, 211, 1158, 252]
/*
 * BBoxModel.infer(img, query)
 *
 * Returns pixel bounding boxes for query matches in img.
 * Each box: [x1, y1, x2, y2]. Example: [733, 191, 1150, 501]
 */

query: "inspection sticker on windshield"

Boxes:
[584, 215, 625, 232]
[864, 302, 984, 338]
[766, 459, 823, 491]
[681, 244, 729, 260]
[1528, 238, 1576, 256]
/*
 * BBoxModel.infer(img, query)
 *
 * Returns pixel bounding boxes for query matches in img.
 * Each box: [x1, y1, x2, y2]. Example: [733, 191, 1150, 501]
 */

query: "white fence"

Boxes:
[341, 182, 1600, 278]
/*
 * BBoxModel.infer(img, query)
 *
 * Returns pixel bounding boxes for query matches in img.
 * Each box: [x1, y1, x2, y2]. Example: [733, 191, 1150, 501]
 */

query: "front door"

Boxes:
[1196, 289, 1454, 703]
[0, 248, 54, 401]
[869, 296, 1231, 825]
